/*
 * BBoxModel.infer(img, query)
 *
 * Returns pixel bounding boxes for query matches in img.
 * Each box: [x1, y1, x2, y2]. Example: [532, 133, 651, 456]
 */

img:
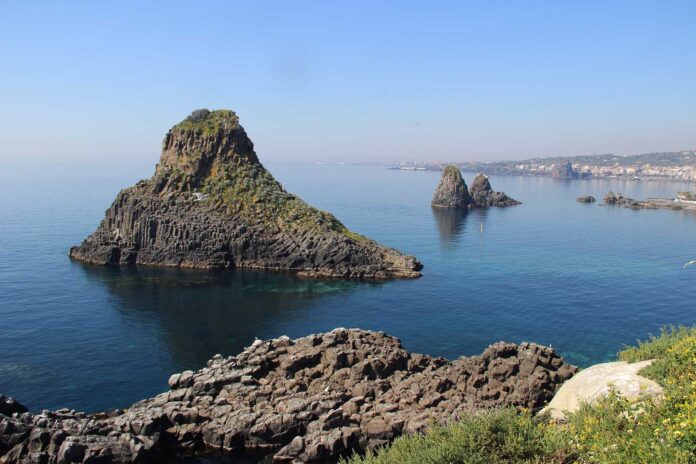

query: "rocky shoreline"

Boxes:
[603, 191, 696, 211]
[0, 329, 576, 464]
[69, 110, 422, 280]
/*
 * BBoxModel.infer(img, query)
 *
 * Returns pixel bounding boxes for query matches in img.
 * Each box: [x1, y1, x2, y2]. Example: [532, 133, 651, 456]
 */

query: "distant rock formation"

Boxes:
[0, 329, 576, 464]
[576, 195, 596, 203]
[603, 191, 696, 212]
[431, 167, 520, 209]
[468, 174, 521, 207]
[603, 191, 649, 209]
[431, 165, 472, 208]
[551, 162, 581, 179]
[70, 110, 422, 280]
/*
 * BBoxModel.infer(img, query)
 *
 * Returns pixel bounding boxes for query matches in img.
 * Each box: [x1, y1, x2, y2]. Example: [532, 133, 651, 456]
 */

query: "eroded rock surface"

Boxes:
[69, 110, 422, 280]
[432, 167, 520, 209]
[468, 174, 520, 207]
[0, 329, 576, 463]
[431, 166, 473, 208]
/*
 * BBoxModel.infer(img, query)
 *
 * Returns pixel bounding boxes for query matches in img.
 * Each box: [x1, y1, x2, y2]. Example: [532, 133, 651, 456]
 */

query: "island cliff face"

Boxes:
[431, 166, 472, 208]
[70, 110, 422, 279]
[0, 329, 576, 464]
[432, 166, 520, 208]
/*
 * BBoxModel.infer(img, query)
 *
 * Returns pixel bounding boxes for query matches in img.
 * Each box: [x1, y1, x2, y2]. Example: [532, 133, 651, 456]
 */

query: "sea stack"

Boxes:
[431, 166, 520, 208]
[431, 165, 473, 208]
[70, 109, 422, 279]
[468, 173, 521, 207]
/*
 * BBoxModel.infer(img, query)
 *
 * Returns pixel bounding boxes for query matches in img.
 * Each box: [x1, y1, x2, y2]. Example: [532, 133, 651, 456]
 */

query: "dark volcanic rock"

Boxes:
[0, 397, 27, 417]
[576, 195, 596, 203]
[69, 110, 422, 280]
[431, 166, 472, 208]
[603, 191, 645, 209]
[551, 162, 579, 179]
[0, 329, 576, 464]
[431, 168, 520, 209]
[468, 174, 521, 207]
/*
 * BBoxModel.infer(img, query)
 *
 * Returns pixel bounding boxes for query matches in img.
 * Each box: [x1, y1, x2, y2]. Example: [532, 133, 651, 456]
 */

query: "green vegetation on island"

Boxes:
[344, 326, 696, 464]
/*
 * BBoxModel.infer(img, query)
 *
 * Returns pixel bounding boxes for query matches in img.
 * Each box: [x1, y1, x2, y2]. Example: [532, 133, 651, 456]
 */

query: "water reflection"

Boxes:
[431, 207, 469, 247]
[76, 265, 375, 372]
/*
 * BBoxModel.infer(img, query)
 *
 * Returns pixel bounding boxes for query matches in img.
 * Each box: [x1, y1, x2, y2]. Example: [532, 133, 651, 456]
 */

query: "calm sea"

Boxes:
[1, 161, 695, 413]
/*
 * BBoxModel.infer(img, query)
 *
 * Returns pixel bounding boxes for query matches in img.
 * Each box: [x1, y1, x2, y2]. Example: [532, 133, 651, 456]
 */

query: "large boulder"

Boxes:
[1, 329, 576, 464]
[540, 360, 663, 420]
[431, 165, 473, 208]
[69, 110, 422, 280]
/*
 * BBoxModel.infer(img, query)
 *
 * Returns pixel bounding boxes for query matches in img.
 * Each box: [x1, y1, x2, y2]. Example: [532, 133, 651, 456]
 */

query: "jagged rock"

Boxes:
[431, 166, 473, 208]
[551, 162, 580, 179]
[431, 168, 520, 209]
[468, 174, 521, 207]
[576, 195, 596, 203]
[69, 110, 422, 280]
[1, 329, 576, 464]
[0, 397, 27, 417]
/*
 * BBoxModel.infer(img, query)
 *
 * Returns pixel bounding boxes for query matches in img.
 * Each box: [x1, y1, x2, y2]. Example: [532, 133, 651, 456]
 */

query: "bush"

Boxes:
[345, 326, 696, 464]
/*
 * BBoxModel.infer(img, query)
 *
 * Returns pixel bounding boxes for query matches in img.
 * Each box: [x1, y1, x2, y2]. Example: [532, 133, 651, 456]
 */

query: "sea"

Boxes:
[1, 161, 695, 413]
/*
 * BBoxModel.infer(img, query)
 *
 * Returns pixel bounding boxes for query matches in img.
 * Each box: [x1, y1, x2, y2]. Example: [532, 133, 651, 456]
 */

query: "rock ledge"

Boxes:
[1, 329, 576, 463]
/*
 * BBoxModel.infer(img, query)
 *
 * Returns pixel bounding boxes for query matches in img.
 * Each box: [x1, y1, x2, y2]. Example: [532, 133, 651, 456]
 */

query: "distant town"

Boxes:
[389, 150, 696, 182]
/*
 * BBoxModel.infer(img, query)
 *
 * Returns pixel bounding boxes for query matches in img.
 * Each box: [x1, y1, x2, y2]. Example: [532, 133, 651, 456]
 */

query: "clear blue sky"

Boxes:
[2, 1, 696, 164]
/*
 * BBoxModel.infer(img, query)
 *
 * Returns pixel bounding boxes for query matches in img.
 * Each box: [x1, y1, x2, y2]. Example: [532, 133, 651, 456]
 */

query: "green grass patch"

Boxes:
[345, 326, 696, 464]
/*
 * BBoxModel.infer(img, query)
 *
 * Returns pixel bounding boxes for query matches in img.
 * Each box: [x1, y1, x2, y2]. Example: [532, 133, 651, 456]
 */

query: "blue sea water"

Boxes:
[1, 161, 695, 413]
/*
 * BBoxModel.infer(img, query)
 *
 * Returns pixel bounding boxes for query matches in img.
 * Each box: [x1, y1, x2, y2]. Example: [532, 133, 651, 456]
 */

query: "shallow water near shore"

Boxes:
[1, 161, 696, 413]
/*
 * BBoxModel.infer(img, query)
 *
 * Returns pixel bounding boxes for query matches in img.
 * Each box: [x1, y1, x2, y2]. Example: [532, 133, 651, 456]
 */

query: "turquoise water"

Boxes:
[1, 162, 695, 413]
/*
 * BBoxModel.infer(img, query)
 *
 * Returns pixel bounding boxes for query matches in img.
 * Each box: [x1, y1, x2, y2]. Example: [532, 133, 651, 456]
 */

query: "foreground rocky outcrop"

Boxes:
[0, 329, 576, 464]
[432, 167, 520, 209]
[69, 110, 422, 280]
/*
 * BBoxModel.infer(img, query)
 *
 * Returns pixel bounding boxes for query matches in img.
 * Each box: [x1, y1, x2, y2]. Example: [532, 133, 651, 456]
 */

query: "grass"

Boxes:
[160, 110, 370, 244]
[344, 326, 696, 464]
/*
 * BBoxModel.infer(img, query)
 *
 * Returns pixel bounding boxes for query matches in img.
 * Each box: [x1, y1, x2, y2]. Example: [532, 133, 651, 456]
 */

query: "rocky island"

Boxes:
[431, 166, 520, 208]
[70, 110, 422, 280]
[0, 328, 576, 464]
[603, 191, 696, 212]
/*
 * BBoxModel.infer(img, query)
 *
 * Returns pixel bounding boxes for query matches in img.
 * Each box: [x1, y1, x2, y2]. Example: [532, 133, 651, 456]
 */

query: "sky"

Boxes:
[2, 0, 696, 166]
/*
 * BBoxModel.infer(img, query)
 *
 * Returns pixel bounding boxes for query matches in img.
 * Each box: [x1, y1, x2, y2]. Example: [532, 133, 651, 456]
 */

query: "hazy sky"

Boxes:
[2, 1, 696, 165]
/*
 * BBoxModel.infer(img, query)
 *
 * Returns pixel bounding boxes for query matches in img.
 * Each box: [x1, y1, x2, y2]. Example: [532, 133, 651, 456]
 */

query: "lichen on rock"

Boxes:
[69, 110, 422, 279]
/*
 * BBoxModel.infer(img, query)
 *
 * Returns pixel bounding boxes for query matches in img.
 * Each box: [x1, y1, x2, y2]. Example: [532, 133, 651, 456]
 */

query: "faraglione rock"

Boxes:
[576, 195, 596, 203]
[70, 110, 422, 280]
[0, 329, 576, 464]
[468, 173, 521, 207]
[431, 166, 473, 208]
[432, 166, 519, 209]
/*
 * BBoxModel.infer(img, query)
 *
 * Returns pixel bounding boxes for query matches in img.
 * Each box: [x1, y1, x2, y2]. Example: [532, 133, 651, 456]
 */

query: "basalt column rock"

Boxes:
[0, 329, 577, 464]
[468, 174, 521, 207]
[69, 110, 422, 280]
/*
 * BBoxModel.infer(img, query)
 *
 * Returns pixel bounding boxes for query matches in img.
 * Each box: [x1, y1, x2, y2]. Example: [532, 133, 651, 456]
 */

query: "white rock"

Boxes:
[541, 360, 663, 420]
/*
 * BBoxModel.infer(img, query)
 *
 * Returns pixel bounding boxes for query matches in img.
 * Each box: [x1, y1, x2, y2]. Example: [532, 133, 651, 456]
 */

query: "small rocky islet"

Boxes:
[69, 109, 422, 280]
[603, 191, 696, 211]
[0, 329, 576, 464]
[431, 166, 520, 208]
